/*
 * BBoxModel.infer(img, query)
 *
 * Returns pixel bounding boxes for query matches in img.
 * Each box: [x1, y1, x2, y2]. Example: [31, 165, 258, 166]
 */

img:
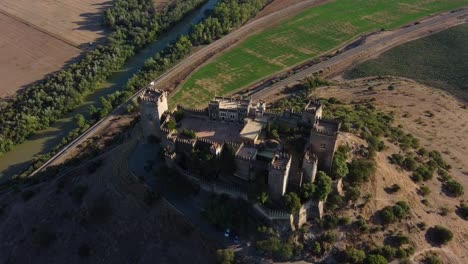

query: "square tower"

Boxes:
[268, 152, 292, 201]
[138, 88, 168, 138]
[302, 100, 323, 125]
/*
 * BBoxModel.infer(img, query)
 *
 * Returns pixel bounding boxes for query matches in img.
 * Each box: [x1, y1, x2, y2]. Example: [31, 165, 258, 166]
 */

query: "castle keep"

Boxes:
[139, 89, 340, 202]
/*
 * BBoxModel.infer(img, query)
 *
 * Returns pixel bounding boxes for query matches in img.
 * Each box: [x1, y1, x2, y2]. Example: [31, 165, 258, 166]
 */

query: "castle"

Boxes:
[138, 88, 340, 202]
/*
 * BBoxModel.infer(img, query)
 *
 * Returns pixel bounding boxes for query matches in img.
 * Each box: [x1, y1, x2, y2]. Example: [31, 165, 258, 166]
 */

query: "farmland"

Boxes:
[0, 0, 112, 47]
[345, 24, 468, 102]
[0, 13, 81, 98]
[0, 0, 112, 97]
[172, 0, 468, 108]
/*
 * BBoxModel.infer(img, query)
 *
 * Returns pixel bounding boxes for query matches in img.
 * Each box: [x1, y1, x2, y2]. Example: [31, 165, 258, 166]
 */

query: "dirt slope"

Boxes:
[0, 139, 215, 263]
[315, 77, 468, 263]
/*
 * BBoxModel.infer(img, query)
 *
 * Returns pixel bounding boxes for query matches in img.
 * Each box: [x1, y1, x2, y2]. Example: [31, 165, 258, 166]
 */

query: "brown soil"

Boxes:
[0, 0, 111, 47]
[0, 13, 81, 98]
[314, 77, 468, 263]
[0, 138, 216, 263]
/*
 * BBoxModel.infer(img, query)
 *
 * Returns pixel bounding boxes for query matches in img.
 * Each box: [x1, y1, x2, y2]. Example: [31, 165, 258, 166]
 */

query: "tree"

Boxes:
[314, 171, 332, 201]
[332, 155, 349, 179]
[427, 225, 453, 245]
[365, 254, 388, 264]
[74, 114, 86, 128]
[283, 192, 301, 214]
[216, 248, 234, 264]
[167, 120, 176, 131]
[379, 207, 395, 225]
[345, 248, 366, 264]
[300, 182, 315, 200]
[347, 159, 376, 185]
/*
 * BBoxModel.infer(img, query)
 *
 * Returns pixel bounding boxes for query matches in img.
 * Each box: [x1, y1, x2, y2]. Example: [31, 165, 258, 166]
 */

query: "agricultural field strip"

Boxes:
[0, 0, 110, 47]
[250, 8, 468, 101]
[174, 0, 468, 107]
[0, 9, 80, 49]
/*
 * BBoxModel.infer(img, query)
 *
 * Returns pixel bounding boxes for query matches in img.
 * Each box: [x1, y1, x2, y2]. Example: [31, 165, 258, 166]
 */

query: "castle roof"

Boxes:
[210, 96, 252, 109]
[270, 152, 291, 171]
[139, 88, 166, 103]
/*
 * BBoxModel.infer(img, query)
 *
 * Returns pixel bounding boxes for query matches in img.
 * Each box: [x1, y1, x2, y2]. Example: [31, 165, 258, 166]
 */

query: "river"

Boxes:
[0, 0, 219, 181]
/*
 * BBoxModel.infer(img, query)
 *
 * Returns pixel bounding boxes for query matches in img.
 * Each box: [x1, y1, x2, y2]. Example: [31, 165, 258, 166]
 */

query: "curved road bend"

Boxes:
[28, 0, 328, 176]
[250, 8, 468, 101]
[30, 7, 468, 176]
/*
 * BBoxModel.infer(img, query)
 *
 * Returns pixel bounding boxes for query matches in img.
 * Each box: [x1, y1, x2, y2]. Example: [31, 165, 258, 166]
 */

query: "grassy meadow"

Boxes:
[171, 0, 468, 107]
[345, 24, 468, 102]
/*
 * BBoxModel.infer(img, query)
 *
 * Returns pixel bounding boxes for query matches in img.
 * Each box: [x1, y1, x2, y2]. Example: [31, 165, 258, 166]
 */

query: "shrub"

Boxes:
[354, 218, 369, 232]
[346, 186, 361, 202]
[458, 203, 468, 220]
[379, 207, 395, 225]
[402, 156, 417, 171]
[389, 154, 404, 166]
[216, 248, 234, 264]
[427, 225, 453, 245]
[423, 253, 442, 264]
[347, 159, 376, 185]
[391, 233, 410, 246]
[439, 206, 450, 216]
[386, 184, 400, 194]
[412, 165, 433, 182]
[322, 231, 338, 243]
[312, 241, 321, 255]
[387, 85, 395, 91]
[418, 186, 431, 196]
[443, 180, 464, 197]
[345, 248, 366, 264]
[379, 245, 397, 260]
[365, 254, 388, 264]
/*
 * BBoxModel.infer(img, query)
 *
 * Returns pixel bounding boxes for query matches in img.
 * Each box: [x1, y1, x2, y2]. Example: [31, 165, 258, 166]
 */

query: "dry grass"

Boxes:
[0, 0, 112, 47]
[0, 13, 81, 98]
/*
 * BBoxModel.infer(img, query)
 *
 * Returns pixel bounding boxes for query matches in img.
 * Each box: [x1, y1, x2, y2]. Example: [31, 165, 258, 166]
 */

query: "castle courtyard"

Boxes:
[178, 117, 244, 142]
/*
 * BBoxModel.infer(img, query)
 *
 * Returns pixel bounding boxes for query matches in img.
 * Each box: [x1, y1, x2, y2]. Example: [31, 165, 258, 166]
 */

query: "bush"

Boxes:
[402, 156, 417, 171]
[412, 165, 434, 182]
[418, 186, 431, 196]
[312, 241, 321, 255]
[353, 218, 369, 232]
[216, 248, 234, 264]
[346, 186, 361, 202]
[345, 248, 366, 264]
[458, 203, 468, 220]
[423, 253, 442, 264]
[365, 254, 388, 264]
[347, 159, 376, 185]
[379, 207, 395, 225]
[443, 180, 464, 197]
[427, 225, 453, 245]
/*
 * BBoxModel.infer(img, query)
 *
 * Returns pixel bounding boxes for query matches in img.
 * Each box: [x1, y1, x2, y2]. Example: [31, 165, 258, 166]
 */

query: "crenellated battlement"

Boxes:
[269, 152, 292, 171]
[175, 137, 196, 145]
[139, 88, 167, 104]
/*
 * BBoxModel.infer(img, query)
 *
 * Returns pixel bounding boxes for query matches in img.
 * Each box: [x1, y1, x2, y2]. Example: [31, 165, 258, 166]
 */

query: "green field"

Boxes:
[345, 24, 468, 102]
[171, 0, 468, 107]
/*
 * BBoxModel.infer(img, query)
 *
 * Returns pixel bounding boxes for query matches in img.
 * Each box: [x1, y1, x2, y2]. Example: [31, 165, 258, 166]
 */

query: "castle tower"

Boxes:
[268, 152, 292, 201]
[309, 119, 340, 171]
[302, 100, 323, 125]
[302, 151, 318, 184]
[138, 88, 168, 139]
